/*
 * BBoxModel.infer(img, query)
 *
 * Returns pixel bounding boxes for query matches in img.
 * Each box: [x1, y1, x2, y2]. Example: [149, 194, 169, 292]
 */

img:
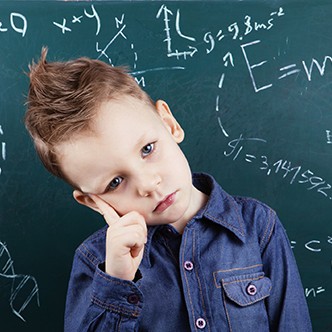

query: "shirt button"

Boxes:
[127, 294, 140, 304]
[196, 318, 206, 329]
[183, 260, 194, 271]
[246, 284, 257, 296]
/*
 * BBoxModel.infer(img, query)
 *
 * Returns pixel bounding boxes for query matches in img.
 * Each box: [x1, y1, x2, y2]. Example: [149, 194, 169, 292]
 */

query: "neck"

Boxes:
[173, 186, 209, 234]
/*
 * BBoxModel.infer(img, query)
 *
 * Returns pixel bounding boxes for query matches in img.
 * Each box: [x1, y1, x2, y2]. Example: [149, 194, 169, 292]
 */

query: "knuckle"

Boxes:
[129, 211, 145, 223]
[132, 211, 143, 219]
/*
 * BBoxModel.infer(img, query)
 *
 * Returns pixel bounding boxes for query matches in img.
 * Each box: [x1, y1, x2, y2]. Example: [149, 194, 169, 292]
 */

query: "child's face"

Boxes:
[58, 97, 204, 230]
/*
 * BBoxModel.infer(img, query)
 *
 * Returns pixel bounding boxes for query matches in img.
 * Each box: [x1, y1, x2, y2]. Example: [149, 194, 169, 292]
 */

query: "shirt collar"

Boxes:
[191, 173, 246, 242]
[143, 173, 246, 267]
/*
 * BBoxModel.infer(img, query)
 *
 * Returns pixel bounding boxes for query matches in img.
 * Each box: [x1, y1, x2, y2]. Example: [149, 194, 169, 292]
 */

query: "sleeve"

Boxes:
[261, 214, 312, 331]
[64, 245, 143, 332]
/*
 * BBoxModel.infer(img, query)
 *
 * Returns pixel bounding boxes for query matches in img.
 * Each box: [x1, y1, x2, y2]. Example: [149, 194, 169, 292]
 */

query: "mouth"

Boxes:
[153, 192, 177, 214]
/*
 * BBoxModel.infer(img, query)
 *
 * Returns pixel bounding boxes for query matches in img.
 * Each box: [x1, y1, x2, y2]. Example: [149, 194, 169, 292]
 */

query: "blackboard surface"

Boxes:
[0, 1, 331, 331]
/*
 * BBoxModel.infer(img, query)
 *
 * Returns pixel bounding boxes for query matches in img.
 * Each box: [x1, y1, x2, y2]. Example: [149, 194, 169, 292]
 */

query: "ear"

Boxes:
[73, 190, 102, 215]
[155, 100, 184, 143]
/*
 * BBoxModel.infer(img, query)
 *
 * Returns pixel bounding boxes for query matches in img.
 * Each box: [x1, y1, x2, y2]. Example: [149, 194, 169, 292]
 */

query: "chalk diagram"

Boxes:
[154, 4, 332, 203]
[2, 3, 328, 319]
[0, 126, 38, 321]
[0, 241, 39, 321]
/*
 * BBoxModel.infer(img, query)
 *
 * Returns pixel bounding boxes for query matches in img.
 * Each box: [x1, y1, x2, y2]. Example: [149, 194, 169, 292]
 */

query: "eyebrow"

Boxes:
[85, 132, 154, 196]
[80, 179, 110, 196]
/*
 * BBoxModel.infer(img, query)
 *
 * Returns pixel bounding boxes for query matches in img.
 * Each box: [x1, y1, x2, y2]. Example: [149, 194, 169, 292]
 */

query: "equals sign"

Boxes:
[316, 287, 325, 294]
[245, 154, 256, 162]
[278, 64, 301, 79]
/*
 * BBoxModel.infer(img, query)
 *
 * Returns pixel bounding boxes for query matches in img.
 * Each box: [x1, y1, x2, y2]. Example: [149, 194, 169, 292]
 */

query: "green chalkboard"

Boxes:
[0, 1, 331, 331]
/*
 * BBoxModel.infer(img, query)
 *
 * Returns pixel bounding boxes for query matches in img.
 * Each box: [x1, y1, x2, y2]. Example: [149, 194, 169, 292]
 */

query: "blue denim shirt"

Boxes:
[65, 173, 312, 331]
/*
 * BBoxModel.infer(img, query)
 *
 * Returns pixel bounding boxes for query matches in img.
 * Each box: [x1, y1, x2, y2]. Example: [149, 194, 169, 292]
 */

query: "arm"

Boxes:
[64, 240, 143, 332]
[261, 215, 312, 331]
[65, 195, 147, 331]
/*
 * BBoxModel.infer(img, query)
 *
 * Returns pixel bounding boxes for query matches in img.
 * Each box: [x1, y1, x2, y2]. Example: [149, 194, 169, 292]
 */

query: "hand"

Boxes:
[89, 195, 147, 281]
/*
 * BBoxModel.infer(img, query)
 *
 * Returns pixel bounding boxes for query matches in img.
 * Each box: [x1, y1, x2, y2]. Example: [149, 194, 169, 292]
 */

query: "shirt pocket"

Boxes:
[219, 272, 272, 331]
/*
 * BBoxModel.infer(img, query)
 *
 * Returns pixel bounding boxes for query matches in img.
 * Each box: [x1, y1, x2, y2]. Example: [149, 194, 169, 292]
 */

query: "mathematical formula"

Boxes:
[291, 236, 332, 252]
[241, 40, 332, 93]
[0, 3, 330, 325]
[305, 286, 326, 299]
[156, 5, 285, 59]
[53, 5, 100, 36]
[222, 133, 332, 201]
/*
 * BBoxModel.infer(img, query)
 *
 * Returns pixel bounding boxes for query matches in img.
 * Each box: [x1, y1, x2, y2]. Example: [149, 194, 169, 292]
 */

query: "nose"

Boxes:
[136, 171, 161, 197]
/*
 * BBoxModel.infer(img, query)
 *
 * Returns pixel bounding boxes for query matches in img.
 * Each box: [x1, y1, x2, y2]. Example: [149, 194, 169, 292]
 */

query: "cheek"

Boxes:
[102, 194, 142, 217]
[170, 147, 191, 176]
[99, 194, 126, 215]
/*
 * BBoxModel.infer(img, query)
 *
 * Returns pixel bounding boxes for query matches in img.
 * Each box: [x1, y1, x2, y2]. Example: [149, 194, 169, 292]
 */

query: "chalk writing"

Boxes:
[0, 125, 6, 175]
[222, 132, 332, 200]
[302, 56, 332, 81]
[53, 4, 100, 35]
[96, 14, 127, 62]
[156, 5, 197, 60]
[157, 4, 285, 58]
[305, 240, 323, 252]
[305, 286, 326, 298]
[241, 39, 332, 93]
[291, 236, 332, 252]
[0, 12, 27, 37]
[241, 40, 273, 92]
[223, 133, 267, 160]
[0, 242, 39, 321]
[326, 130, 332, 144]
[92, 11, 186, 86]
[94, 12, 148, 86]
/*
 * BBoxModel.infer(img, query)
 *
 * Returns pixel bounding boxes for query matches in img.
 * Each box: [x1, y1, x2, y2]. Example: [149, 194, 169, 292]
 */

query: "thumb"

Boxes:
[89, 194, 120, 226]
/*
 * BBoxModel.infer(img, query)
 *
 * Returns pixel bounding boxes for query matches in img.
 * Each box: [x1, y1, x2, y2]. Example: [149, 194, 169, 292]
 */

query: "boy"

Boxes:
[25, 48, 312, 331]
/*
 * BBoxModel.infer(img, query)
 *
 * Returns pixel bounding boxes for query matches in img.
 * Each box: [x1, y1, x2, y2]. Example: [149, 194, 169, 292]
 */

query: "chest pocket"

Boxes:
[218, 272, 272, 331]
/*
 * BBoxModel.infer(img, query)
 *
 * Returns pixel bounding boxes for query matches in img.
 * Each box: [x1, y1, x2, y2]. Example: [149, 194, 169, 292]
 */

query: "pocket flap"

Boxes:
[221, 272, 272, 307]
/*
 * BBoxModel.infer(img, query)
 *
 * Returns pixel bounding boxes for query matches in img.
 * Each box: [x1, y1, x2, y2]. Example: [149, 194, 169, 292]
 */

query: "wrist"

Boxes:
[104, 262, 137, 281]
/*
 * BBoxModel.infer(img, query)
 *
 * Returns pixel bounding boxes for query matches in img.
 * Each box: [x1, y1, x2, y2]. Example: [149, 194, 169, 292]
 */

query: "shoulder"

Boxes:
[74, 226, 107, 268]
[231, 195, 280, 250]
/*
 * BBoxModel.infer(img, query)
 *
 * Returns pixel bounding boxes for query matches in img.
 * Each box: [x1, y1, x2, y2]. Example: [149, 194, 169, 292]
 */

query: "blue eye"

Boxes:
[107, 177, 123, 191]
[142, 143, 154, 157]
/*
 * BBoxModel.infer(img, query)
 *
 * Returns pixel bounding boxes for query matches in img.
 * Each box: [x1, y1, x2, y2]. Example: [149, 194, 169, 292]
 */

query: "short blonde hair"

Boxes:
[25, 47, 153, 185]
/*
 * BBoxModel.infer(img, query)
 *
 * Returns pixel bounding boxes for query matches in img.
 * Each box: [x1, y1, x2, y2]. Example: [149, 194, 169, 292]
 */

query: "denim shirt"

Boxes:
[65, 173, 312, 331]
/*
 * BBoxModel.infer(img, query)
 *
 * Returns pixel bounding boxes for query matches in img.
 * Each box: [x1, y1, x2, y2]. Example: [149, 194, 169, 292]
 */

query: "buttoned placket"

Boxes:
[180, 225, 210, 331]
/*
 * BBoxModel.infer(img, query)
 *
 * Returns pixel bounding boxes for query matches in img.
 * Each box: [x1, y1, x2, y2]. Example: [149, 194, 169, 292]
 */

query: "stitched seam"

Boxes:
[264, 211, 276, 249]
[193, 230, 211, 332]
[214, 264, 263, 273]
[223, 285, 271, 307]
[228, 195, 245, 236]
[205, 212, 244, 237]
[77, 246, 100, 267]
[182, 231, 198, 332]
[222, 290, 233, 332]
[213, 264, 263, 288]
[225, 292, 270, 306]
[260, 209, 274, 250]
[91, 296, 140, 317]
[117, 314, 122, 332]
[223, 275, 264, 285]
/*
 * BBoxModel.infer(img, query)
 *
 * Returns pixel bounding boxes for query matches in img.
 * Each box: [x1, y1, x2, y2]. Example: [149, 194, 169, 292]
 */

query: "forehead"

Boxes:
[93, 96, 158, 133]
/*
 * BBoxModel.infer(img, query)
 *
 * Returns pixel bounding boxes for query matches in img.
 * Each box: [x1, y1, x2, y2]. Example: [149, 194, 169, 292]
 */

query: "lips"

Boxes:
[154, 192, 177, 213]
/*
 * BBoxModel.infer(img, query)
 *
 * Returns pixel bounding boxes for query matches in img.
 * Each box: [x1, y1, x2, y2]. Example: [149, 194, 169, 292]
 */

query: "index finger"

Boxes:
[89, 194, 120, 226]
